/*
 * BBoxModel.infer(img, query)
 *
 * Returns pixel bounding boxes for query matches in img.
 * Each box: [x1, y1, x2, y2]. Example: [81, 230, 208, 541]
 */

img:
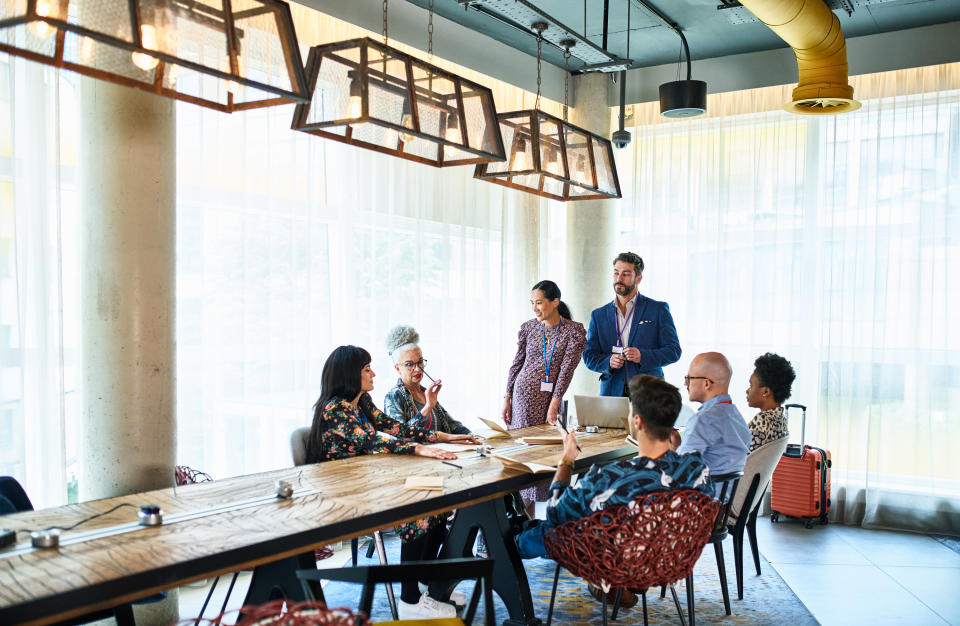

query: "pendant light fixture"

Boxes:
[291, 0, 505, 168]
[473, 23, 621, 201]
[0, 0, 309, 112]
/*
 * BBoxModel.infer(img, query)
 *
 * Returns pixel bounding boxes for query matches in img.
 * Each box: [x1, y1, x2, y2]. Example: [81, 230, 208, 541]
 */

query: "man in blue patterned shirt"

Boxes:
[515, 374, 714, 560]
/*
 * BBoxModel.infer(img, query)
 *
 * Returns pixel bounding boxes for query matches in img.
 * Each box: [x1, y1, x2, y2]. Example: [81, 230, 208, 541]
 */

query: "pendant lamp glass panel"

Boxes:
[292, 38, 505, 168]
[0, 0, 308, 112]
[474, 109, 621, 201]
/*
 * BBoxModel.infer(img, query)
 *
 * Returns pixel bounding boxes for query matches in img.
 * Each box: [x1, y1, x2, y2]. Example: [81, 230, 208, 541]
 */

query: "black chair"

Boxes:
[297, 558, 495, 625]
[660, 471, 742, 623]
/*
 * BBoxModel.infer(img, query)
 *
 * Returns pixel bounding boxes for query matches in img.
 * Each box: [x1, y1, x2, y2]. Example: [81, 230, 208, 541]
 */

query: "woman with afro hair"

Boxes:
[744, 352, 796, 451]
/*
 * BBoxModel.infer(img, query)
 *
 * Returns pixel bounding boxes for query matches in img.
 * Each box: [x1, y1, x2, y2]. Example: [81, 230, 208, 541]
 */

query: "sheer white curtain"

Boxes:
[174, 7, 567, 479]
[618, 63, 960, 534]
[0, 57, 81, 508]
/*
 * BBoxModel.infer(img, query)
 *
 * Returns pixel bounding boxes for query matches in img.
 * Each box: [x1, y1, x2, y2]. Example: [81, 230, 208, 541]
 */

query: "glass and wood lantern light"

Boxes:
[474, 26, 621, 201]
[0, 0, 310, 112]
[291, 36, 505, 168]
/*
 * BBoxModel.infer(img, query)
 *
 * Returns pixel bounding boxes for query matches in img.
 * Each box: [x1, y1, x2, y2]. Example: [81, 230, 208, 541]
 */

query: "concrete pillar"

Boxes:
[78, 77, 177, 623]
[566, 72, 618, 398]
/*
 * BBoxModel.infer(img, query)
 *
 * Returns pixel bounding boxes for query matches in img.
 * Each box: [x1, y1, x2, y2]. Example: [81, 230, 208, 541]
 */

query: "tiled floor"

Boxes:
[756, 519, 960, 626]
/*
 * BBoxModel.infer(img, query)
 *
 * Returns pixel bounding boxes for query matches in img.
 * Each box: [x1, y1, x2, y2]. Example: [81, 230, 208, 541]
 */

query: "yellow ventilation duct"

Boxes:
[739, 0, 861, 115]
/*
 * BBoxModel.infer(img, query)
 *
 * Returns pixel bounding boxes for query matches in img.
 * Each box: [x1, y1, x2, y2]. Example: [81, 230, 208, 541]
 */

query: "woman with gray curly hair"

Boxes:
[383, 325, 472, 435]
[382, 325, 479, 618]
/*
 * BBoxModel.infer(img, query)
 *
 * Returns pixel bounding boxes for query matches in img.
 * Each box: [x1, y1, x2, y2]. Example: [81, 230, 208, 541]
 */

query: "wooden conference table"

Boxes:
[0, 424, 634, 625]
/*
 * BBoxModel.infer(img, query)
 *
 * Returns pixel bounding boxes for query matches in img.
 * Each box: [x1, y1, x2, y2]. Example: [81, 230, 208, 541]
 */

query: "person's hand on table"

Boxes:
[436, 432, 481, 445]
[414, 445, 457, 460]
[609, 353, 625, 369]
[669, 428, 681, 451]
[502, 395, 512, 425]
[623, 347, 641, 363]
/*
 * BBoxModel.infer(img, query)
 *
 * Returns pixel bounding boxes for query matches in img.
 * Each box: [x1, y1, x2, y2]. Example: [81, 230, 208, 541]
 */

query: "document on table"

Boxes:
[404, 476, 444, 491]
[493, 455, 556, 475]
[425, 443, 478, 453]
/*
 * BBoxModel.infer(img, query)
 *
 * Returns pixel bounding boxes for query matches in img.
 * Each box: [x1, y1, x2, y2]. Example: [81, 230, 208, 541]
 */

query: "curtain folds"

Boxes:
[619, 63, 960, 534]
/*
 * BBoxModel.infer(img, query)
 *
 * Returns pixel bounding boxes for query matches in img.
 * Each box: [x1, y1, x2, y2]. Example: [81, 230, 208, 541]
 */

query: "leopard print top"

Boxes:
[748, 406, 788, 451]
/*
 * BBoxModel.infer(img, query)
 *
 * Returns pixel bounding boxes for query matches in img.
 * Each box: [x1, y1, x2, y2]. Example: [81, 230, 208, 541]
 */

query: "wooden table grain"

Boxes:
[0, 424, 634, 625]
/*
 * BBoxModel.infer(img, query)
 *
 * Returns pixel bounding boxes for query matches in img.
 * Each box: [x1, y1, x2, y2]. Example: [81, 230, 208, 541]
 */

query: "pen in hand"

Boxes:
[557, 414, 582, 453]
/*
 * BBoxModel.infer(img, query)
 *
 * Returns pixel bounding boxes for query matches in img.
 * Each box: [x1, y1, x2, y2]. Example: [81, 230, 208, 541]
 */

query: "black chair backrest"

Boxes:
[0, 476, 34, 515]
[709, 472, 743, 538]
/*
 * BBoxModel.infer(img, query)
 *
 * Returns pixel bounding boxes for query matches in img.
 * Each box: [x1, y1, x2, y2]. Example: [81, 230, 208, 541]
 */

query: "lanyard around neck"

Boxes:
[542, 319, 562, 382]
[615, 293, 639, 346]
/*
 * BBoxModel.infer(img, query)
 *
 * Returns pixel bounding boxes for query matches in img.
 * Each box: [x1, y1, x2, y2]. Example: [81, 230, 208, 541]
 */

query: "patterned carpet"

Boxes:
[318, 532, 818, 624]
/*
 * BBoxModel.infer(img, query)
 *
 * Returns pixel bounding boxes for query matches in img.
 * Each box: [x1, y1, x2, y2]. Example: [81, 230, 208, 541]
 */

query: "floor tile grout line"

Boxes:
[874, 564, 955, 626]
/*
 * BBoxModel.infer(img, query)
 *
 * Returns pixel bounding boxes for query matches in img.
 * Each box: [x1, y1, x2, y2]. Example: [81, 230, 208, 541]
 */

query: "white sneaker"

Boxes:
[398, 593, 457, 619]
[418, 582, 467, 607]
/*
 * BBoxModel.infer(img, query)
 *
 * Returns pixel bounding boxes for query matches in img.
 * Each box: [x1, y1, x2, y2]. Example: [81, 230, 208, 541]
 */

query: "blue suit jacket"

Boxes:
[583, 295, 681, 396]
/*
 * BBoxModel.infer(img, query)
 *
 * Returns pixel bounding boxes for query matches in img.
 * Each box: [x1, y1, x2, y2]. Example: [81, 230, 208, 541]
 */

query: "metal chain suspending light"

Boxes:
[564, 48, 570, 120]
[382, 0, 389, 44]
[534, 29, 542, 112]
[428, 0, 434, 59]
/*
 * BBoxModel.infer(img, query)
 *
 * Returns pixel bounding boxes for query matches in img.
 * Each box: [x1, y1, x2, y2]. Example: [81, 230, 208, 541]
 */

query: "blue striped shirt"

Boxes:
[677, 393, 750, 475]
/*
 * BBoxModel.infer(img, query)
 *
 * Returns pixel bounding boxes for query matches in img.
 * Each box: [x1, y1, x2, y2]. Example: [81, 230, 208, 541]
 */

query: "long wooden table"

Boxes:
[0, 424, 634, 625]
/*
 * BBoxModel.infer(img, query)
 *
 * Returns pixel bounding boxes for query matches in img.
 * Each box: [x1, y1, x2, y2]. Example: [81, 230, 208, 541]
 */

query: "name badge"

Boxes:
[540, 381, 555, 393]
[611, 346, 624, 354]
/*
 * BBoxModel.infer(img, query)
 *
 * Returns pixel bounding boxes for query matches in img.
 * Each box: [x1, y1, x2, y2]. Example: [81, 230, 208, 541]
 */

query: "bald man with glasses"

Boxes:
[676, 352, 751, 475]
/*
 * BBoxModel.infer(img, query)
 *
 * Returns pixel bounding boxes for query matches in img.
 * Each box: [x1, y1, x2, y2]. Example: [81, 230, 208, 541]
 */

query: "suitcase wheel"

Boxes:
[804, 519, 814, 529]
[819, 515, 829, 525]
[771, 512, 780, 523]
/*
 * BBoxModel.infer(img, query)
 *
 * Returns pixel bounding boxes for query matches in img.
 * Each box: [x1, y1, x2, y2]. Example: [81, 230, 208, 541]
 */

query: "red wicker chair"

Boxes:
[544, 489, 720, 626]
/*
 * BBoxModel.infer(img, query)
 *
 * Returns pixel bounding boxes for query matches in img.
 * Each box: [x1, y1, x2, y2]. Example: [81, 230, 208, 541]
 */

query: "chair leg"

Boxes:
[196, 575, 220, 622]
[660, 584, 667, 599]
[733, 526, 745, 600]
[641, 590, 649, 626]
[365, 535, 377, 559]
[351, 537, 359, 567]
[372, 530, 398, 621]
[748, 512, 762, 576]
[113, 604, 135, 626]
[686, 573, 695, 626]
[611, 588, 623, 620]
[714, 542, 731, 615]
[669, 584, 687, 626]
[218, 572, 240, 616]
[546, 564, 561, 626]
[602, 590, 608, 626]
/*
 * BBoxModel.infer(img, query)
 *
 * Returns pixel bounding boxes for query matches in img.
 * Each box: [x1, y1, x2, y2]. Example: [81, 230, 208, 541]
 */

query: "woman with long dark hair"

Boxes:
[306, 345, 470, 463]
[305, 345, 474, 620]
[502, 280, 586, 514]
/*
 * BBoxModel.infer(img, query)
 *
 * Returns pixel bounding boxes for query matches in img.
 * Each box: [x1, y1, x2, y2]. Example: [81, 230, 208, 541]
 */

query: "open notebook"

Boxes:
[475, 417, 512, 440]
[493, 454, 556, 475]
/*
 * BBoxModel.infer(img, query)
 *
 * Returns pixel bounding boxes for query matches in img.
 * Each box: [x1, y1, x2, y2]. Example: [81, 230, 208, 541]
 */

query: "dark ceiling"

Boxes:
[403, 0, 960, 70]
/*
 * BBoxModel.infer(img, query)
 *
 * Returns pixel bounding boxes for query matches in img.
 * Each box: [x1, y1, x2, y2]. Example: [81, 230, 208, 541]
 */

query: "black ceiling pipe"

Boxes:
[602, 0, 610, 50]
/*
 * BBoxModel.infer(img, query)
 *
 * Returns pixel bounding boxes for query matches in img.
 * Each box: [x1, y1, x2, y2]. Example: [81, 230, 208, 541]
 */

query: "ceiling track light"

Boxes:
[0, 0, 310, 112]
[631, 0, 707, 118]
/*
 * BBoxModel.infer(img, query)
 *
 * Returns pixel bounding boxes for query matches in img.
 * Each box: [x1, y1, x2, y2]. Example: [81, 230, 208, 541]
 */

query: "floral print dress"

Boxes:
[308, 393, 441, 543]
[505, 318, 587, 501]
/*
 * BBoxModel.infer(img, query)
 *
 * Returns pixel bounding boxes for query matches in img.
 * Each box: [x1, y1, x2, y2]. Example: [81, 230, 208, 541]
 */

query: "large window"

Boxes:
[618, 64, 960, 532]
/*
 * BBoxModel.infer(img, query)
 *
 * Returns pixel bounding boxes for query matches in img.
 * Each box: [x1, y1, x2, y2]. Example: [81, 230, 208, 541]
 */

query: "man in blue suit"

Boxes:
[583, 252, 681, 395]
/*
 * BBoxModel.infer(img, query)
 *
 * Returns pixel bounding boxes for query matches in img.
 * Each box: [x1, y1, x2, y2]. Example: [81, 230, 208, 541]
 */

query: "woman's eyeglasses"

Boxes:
[402, 359, 428, 371]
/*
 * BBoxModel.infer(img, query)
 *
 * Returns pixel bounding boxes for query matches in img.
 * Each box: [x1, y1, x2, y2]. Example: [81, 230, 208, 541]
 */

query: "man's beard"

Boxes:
[614, 282, 635, 295]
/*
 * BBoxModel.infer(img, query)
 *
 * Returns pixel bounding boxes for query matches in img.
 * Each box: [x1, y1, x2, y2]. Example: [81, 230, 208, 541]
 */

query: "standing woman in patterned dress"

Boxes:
[501, 280, 587, 516]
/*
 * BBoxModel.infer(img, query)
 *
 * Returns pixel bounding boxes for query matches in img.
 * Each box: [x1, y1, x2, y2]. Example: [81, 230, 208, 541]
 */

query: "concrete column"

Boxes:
[78, 78, 177, 623]
[79, 78, 176, 501]
[566, 72, 618, 399]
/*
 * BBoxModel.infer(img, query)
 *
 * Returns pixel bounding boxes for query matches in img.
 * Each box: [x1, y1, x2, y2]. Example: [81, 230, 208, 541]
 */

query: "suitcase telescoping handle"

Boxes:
[783, 403, 808, 446]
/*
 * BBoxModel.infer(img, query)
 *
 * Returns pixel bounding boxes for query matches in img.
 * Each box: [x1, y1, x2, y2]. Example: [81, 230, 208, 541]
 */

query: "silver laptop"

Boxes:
[574, 395, 631, 429]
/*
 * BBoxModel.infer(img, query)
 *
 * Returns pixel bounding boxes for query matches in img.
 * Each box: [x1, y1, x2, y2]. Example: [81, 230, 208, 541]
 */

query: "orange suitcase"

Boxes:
[770, 404, 831, 528]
